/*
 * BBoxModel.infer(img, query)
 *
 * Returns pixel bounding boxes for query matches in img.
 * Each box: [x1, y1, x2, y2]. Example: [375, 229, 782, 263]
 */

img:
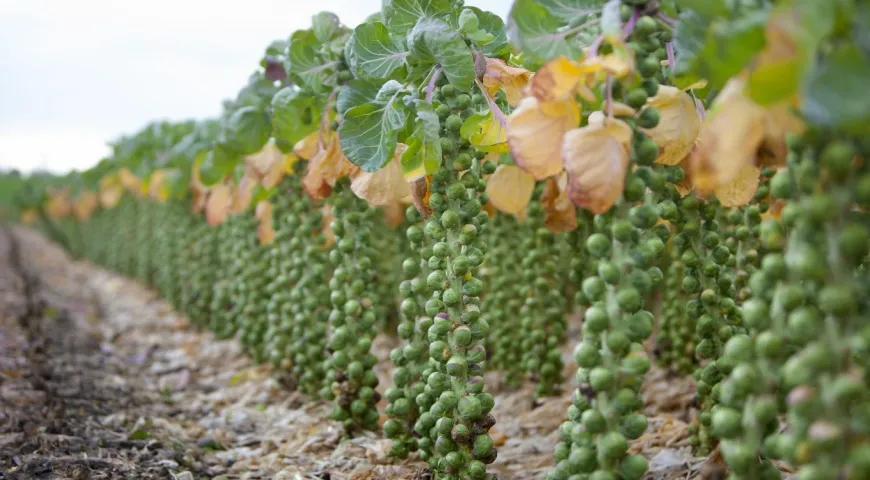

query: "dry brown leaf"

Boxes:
[714, 163, 760, 207]
[72, 191, 99, 221]
[508, 97, 580, 181]
[118, 168, 141, 196]
[540, 173, 577, 233]
[255, 200, 275, 245]
[691, 79, 766, 193]
[246, 141, 298, 189]
[410, 176, 432, 218]
[482, 58, 531, 107]
[303, 130, 357, 199]
[230, 174, 257, 214]
[562, 117, 633, 214]
[20, 208, 39, 225]
[350, 145, 411, 206]
[526, 56, 585, 104]
[320, 204, 336, 248]
[382, 202, 406, 229]
[485, 164, 535, 216]
[641, 86, 701, 166]
[293, 131, 320, 160]
[674, 152, 695, 198]
[205, 184, 232, 226]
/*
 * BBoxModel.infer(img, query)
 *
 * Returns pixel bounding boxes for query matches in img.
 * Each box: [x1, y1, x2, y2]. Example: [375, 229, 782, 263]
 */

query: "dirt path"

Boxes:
[1, 227, 711, 480]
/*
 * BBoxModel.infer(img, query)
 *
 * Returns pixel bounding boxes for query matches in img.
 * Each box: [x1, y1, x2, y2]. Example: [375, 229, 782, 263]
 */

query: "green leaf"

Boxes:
[678, 0, 727, 17]
[401, 101, 442, 181]
[408, 18, 476, 90]
[339, 80, 410, 172]
[507, 0, 588, 62]
[287, 30, 339, 94]
[271, 88, 320, 146]
[453, 7, 511, 58]
[599, 0, 621, 38]
[312, 11, 344, 43]
[337, 79, 381, 116]
[535, 0, 603, 23]
[802, 43, 870, 133]
[346, 22, 409, 80]
[224, 106, 271, 154]
[128, 429, 150, 441]
[673, 10, 767, 91]
[383, 0, 452, 36]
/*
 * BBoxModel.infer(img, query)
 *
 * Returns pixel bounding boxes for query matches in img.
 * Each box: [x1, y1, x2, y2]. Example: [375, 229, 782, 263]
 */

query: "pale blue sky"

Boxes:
[0, 0, 509, 174]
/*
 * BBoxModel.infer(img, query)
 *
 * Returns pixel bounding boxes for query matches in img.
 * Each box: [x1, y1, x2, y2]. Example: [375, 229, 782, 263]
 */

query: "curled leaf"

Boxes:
[72, 191, 99, 221]
[714, 163, 760, 207]
[230, 175, 257, 214]
[20, 208, 39, 225]
[245, 140, 297, 189]
[541, 173, 577, 233]
[293, 131, 320, 160]
[303, 130, 357, 199]
[482, 58, 531, 106]
[382, 202, 406, 229]
[641, 86, 701, 166]
[692, 77, 803, 193]
[485, 164, 535, 216]
[410, 176, 433, 218]
[255, 200, 275, 245]
[350, 145, 411, 206]
[561, 117, 633, 214]
[507, 96, 580, 180]
[205, 184, 232, 226]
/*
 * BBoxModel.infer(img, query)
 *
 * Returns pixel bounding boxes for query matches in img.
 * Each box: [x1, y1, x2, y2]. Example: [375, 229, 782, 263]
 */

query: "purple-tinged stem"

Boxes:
[605, 75, 613, 118]
[695, 98, 706, 120]
[622, 11, 639, 39]
[474, 79, 509, 129]
[588, 35, 604, 57]
[657, 13, 677, 25]
[425, 67, 442, 102]
[666, 42, 676, 69]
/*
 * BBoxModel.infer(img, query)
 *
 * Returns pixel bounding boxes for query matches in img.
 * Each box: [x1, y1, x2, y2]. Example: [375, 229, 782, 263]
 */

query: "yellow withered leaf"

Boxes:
[482, 58, 531, 107]
[293, 131, 320, 160]
[382, 201, 406, 229]
[350, 145, 412, 206]
[148, 170, 172, 202]
[230, 174, 257, 214]
[410, 176, 433, 218]
[507, 96, 580, 181]
[641, 85, 701, 166]
[527, 56, 586, 104]
[205, 184, 232, 226]
[99, 175, 123, 209]
[303, 130, 357, 199]
[20, 208, 39, 225]
[485, 164, 535, 216]
[674, 151, 695, 198]
[246, 140, 297, 189]
[691, 79, 766, 193]
[72, 191, 99, 221]
[45, 186, 71, 220]
[118, 168, 141, 195]
[255, 200, 275, 245]
[541, 173, 578, 233]
[562, 117, 633, 214]
[714, 163, 760, 207]
[462, 111, 509, 153]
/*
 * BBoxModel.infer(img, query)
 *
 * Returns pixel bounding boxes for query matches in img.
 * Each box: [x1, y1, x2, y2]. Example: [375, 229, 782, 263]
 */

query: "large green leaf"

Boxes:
[346, 22, 409, 80]
[223, 106, 271, 154]
[312, 11, 344, 43]
[802, 43, 870, 133]
[287, 30, 339, 94]
[535, 0, 603, 23]
[337, 79, 381, 116]
[507, 0, 592, 62]
[271, 87, 320, 146]
[383, 0, 453, 36]
[672, 10, 767, 91]
[401, 101, 442, 181]
[339, 80, 410, 172]
[407, 18, 476, 90]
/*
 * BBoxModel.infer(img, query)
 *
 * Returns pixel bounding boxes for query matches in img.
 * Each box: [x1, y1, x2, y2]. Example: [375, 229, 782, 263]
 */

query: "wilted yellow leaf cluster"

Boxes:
[72, 191, 99, 221]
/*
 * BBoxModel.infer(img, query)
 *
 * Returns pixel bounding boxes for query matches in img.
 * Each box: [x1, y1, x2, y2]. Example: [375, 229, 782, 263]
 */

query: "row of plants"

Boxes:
[3, 0, 869, 479]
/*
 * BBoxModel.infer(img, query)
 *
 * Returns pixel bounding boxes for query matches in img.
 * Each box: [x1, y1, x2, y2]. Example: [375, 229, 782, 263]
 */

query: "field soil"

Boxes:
[1, 227, 723, 479]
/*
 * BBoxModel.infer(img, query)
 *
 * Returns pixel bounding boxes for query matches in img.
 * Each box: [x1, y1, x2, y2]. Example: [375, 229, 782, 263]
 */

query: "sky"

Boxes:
[0, 0, 510, 174]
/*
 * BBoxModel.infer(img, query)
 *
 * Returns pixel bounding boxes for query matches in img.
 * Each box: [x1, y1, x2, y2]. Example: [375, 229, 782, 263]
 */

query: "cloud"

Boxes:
[0, 0, 509, 173]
